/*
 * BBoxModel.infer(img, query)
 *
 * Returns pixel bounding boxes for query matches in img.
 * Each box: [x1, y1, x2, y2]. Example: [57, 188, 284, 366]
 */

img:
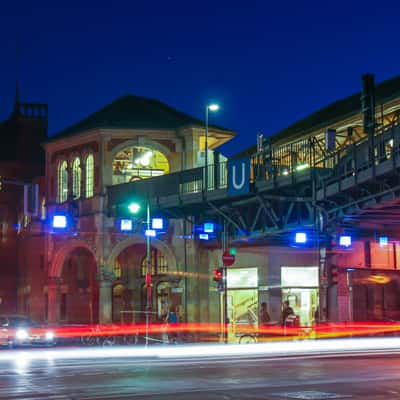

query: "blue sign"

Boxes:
[228, 157, 250, 196]
[120, 219, 133, 232]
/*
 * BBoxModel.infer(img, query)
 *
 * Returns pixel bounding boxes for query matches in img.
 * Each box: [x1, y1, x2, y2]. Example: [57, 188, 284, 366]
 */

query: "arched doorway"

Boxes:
[59, 247, 99, 324]
[112, 145, 169, 185]
[112, 242, 180, 323]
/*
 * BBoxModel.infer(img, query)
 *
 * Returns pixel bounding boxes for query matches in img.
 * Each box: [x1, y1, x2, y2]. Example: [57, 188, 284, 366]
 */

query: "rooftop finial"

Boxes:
[14, 43, 21, 112]
[14, 79, 20, 107]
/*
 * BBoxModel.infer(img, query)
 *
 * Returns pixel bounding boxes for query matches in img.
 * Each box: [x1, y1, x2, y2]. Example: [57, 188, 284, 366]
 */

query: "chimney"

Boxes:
[361, 74, 376, 137]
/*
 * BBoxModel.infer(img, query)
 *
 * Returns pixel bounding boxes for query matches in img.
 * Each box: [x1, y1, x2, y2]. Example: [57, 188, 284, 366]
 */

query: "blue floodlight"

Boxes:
[339, 235, 352, 247]
[145, 229, 156, 237]
[295, 232, 307, 244]
[379, 236, 388, 247]
[203, 223, 215, 233]
[199, 233, 209, 240]
[52, 215, 67, 229]
[152, 218, 164, 230]
[120, 219, 133, 232]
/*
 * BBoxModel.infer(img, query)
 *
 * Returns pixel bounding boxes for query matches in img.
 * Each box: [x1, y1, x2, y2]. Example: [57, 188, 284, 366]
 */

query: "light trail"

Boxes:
[1, 337, 400, 364]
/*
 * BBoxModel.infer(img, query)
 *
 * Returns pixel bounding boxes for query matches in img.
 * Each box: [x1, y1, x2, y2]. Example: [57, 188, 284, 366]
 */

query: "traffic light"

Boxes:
[328, 265, 339, 285]
[213, 268, 224, 291]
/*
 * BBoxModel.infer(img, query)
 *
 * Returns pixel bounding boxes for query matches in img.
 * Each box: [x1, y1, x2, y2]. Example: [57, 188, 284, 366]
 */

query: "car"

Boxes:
[0, 315, 56, 348]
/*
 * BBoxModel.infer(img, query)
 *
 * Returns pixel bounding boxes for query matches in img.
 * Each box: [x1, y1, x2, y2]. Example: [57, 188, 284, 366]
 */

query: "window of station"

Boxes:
[85, 154, 94, 198]
[57, 160, 68, 203]
[72, 157, 81, 199]
[141, 248, 168, 276]
[112, 146, 169, 185]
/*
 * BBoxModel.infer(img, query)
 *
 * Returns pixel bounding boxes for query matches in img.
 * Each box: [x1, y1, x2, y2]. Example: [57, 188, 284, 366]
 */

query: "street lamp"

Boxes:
[205, 103, 219, 191]
[128, 199, 151, 345]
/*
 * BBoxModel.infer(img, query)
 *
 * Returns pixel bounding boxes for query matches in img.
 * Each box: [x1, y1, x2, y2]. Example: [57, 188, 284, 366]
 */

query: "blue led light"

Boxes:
[145, 229, 156, 237]
[120, 219, 133, 232]
[203, 223, 215, 233]
[379, 236, 388, 247]
[339, 235, 352, 247]
[152, 218, 163, 230]
[295, 232, 307, 244]
[52, 215, 67, 229]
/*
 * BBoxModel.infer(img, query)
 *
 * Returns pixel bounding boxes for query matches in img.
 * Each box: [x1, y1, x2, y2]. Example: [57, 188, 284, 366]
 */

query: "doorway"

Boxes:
[225, 267, 258, 341]
[281, 266, 319, 326]
[281, 288, 318, 326]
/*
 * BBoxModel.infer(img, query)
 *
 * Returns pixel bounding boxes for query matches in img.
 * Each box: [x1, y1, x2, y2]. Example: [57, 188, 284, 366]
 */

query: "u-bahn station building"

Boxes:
[1, 74, 400, 334]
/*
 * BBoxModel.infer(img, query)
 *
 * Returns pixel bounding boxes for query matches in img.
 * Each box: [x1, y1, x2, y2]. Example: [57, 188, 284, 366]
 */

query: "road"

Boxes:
[1, 340, 400, 399]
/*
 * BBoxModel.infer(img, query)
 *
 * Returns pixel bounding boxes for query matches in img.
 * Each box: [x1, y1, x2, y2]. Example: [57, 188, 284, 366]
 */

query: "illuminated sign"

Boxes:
[339, 235, 352, 247]
[227, 268, 258, 288]
[52, 215, 67, 229]
[145, 229, 156, 237]
[120, 219, 133, 232]
[295, 232, 307, 244]
[152, 218, 164, 230]
[203, 223, 215, 233]
[281, 266, 319, 287]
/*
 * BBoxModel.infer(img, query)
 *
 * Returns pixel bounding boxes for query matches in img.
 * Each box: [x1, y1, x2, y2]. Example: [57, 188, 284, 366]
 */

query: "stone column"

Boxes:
[80, 160, 86, 199]
[98, 266, 115, 323]
[67, 164, 73, 201]
[98, 280, 113, 323]
[47, 277, 61, 324]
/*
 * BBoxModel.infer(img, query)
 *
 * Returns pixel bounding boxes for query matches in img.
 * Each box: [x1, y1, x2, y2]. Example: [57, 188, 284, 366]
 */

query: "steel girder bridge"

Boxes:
[107, 116, 400, 245]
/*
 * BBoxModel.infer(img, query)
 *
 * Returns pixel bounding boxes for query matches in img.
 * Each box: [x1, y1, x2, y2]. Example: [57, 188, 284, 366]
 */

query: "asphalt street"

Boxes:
[1, 345, 400, 399]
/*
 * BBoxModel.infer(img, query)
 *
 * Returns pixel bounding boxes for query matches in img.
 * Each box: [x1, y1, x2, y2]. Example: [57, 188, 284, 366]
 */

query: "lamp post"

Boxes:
[204, 104, 219, 191]
[128, 200, 152, 345]
[145, 200, 151, 346]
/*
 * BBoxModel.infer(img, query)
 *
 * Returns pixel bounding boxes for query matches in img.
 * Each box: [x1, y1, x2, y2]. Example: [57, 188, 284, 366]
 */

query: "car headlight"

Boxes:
[16, 329, 29, 340]
[45, 331, 55, 341]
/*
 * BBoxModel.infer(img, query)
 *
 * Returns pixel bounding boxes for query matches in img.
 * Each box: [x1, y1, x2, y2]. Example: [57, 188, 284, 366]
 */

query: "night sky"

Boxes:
[0, 0, 399, 156]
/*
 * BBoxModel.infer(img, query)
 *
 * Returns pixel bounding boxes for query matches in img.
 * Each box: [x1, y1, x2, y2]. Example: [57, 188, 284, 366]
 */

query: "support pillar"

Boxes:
[47, 277, 61, 324]
[98, 279, 113, 324]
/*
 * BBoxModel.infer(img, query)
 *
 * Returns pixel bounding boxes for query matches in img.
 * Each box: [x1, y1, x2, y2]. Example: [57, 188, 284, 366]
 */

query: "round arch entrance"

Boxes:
[50, 245, 98, 324]
[109, 237, 179, 323]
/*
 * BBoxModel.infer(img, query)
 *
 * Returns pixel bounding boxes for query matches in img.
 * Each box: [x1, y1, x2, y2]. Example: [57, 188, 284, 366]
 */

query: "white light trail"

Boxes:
[1, 337, 400, 363]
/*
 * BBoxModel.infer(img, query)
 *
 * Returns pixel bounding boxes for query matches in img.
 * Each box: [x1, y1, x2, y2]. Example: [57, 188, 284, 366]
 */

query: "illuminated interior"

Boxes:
[112, 146, 169, 185]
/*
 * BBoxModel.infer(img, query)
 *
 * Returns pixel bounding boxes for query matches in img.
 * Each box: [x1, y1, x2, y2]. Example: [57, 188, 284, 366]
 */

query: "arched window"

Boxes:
[72, 157, 81, 199]
[141, 248, 168, 276]
[41, 198, 46, 220]
[112, 146, 169, 185]
[85, 154, 94, 198]
[57, 160, 68, 203]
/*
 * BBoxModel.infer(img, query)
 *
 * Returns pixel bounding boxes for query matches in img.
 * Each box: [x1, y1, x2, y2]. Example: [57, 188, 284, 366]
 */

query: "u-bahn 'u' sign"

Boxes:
[227, 157, 250, 196]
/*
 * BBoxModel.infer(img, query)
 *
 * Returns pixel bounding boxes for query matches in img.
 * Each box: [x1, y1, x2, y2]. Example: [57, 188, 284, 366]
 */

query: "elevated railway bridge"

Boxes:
[108, 115, 400, 246]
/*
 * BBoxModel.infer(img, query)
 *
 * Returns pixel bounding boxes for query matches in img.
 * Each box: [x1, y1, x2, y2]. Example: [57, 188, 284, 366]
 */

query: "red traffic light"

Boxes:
[145, 272, 152, 288]
[213, 268, 223, 282]
[329, 265, 339, 285]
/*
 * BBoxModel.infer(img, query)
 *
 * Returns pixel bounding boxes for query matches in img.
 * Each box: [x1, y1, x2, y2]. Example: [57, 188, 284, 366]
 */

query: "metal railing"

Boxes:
[314, 119, 400, 189]
[107, 162, 229, 206]
[107, 117, 400, 207]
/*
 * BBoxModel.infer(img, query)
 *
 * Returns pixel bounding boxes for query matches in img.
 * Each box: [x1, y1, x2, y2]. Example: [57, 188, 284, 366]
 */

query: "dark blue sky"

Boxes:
[1, 0, 399, 156]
